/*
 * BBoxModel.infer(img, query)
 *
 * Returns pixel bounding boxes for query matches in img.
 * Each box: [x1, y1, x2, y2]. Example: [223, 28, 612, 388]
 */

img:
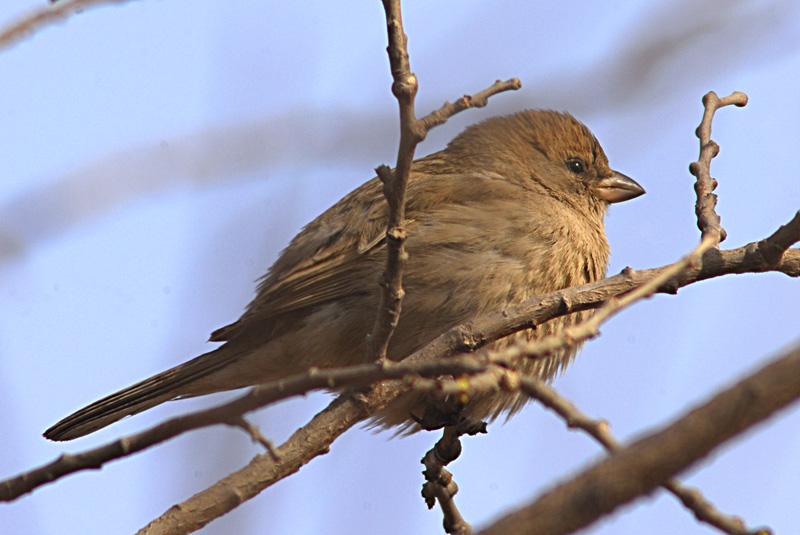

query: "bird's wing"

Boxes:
[208, 165, 509, 343]
[209, 176, 389, 342]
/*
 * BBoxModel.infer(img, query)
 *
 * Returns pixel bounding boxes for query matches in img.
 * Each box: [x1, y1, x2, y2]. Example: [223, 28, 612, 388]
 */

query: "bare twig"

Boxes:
[229, 417, 280, 461]
[406, 361, 771, 535]
[366, 0, 520, 364]
[369, 7, 520, 529]
[689, 91, 748, 243]
[417, 78, 522, 132]
[422, 367, 771, 535]
[0, 0, 132, 52]
[756, 209, 800, 265]
[382, 344, 772, 535]
[365, 0, 418, 363]
[421, 427, 476, 535]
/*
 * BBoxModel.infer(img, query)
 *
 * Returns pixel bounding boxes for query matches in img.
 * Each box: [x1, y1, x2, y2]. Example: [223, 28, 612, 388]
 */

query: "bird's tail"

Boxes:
[44, 347, 239, 441]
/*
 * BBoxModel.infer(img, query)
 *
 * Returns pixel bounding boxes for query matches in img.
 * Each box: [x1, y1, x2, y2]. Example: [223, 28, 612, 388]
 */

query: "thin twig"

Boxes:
[229, 417, 280, 462]
[369, 7, 519, 529]
[475, 234, 718, 369]
[365, 0, 418, 363]
[402, 363, 772, 535]
[421, 427, 474, 535]
[417, 78, 522, 132]
[374, 344, 777, 535]
[689, 91, 748, 243]
[756, 209, 800, 265]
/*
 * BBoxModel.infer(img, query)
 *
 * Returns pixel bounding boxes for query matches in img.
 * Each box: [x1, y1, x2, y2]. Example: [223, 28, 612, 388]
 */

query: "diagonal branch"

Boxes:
[417, 78, 522, 132]
[0, 0, 132, 53]
[420, 367, 768, 535]
[519, 379, 764, 535]
[756, 209, 800, 265]
[477, 341, 800, 535]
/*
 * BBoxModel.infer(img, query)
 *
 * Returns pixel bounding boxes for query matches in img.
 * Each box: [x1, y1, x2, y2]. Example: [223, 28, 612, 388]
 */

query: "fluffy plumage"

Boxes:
[45, 110, 644, 441]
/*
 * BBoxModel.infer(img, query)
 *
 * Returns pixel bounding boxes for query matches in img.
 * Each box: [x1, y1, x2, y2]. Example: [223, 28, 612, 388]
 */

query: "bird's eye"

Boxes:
[566, 159, 587, 175]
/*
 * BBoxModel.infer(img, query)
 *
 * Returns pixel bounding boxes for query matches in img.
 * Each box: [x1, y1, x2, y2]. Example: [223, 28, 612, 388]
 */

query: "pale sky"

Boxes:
[2, 1, 800, 534]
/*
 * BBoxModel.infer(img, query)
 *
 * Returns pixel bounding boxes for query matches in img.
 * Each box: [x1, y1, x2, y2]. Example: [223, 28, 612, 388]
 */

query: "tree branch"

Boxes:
[519, 379, 765, 535]
[690, 91, 748, 243]
[757, 210, 800, 265]
[477, 341, 800, 535]
[2, 239, 798, 505]
[0, 0, 133, 52]
[365, 0, 520, 363]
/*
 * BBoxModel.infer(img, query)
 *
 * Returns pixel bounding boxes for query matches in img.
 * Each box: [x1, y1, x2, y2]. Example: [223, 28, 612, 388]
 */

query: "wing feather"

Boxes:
[209, 162, 507, 343]
[210, 177, 389, 341]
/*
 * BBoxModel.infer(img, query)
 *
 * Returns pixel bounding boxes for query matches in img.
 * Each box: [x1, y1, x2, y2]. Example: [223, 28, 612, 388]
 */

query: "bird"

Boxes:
[44, 110, 644, 441]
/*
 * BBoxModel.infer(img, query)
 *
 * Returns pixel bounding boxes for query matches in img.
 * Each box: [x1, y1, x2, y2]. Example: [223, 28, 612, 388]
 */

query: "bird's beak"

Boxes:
[594, 171, 645, 203]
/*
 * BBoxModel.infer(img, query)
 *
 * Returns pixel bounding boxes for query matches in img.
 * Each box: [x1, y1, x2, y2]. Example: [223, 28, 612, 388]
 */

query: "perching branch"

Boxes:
[2, 237, 798, 505]
[2, 2, 798, 532]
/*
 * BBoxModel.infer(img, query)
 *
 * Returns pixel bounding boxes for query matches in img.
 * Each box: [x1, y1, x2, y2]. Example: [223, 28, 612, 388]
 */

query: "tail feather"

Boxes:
[44, 347, 240, 441]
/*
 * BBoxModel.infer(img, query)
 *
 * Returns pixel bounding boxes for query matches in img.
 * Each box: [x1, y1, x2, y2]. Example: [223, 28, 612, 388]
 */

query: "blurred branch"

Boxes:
[476, 341, 800, 535]
[0, 0, 132, 52]
[418, 366, 767, 535]
[519, 379, 765, 535]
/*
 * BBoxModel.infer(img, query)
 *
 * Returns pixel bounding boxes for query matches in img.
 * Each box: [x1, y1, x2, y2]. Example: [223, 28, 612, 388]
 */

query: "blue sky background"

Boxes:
[2, 1, 799, 534]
